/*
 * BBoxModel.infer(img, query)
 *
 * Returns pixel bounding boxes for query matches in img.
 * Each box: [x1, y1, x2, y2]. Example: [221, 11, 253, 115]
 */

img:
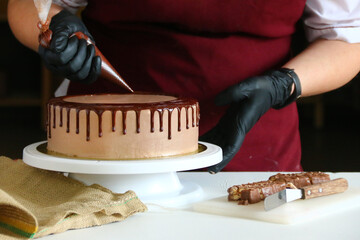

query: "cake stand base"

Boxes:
[23, 141, 222, 207]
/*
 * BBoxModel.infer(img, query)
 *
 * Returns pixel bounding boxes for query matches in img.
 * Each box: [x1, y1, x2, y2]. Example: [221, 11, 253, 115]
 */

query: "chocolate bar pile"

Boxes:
[228, 172, 330, 205]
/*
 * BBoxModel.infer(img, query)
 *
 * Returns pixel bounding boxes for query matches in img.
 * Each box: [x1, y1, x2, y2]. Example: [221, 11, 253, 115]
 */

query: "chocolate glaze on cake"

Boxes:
[48, 93, 199, 141]
[46, 93, 200, 160]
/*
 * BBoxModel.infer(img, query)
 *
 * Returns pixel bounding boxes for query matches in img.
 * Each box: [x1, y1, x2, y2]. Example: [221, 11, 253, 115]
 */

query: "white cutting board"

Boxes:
[193, 187, 360, 224]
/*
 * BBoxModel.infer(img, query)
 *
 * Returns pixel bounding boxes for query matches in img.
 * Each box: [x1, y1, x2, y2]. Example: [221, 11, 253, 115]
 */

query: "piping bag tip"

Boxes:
[34, 1, 135, 91]
[122, 82, 134, 93]
[100, 56, 134, 93]
[71, 32, 134, 92]
[38, 29, 134, 93]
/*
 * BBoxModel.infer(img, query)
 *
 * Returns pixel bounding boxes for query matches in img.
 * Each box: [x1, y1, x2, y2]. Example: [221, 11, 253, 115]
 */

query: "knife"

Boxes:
[264, 178, 348, 211]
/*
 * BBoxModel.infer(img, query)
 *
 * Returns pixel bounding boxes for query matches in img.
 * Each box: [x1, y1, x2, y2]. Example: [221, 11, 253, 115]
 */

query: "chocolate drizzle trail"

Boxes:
[47, 93, 199, 141]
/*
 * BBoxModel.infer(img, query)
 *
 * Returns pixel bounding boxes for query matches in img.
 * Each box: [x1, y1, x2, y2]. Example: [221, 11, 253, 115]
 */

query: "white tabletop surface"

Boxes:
[43, 172, 360, 240]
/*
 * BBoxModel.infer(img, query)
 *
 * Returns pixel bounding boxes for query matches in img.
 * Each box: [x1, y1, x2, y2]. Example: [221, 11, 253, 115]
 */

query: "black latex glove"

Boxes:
[38, 10, 101, 84]
[200, 69, 301, 174]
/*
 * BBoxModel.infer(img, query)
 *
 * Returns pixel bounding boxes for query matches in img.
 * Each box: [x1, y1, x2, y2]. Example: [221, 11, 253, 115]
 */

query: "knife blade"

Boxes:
[264, 178, 348, 211]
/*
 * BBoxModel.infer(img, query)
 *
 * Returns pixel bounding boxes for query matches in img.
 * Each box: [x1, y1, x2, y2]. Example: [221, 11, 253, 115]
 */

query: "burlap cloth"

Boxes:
[0, 156, 147, 239]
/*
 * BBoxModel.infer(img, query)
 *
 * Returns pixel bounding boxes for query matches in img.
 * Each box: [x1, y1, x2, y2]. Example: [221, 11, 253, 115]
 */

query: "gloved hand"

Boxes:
[38, 10, 101, 84]
[200, 68, 301, 174]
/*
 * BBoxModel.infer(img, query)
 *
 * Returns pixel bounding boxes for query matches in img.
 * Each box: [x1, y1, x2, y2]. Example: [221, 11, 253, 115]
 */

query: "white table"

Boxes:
[44, 172, 360, 240]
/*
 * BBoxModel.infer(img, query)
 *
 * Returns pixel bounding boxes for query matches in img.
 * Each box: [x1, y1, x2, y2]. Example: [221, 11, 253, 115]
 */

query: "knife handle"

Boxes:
[302, 178, 348, 200]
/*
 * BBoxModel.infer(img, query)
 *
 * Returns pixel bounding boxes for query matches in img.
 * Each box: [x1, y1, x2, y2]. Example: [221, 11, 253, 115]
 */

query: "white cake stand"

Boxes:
[23, 141, 222, 207]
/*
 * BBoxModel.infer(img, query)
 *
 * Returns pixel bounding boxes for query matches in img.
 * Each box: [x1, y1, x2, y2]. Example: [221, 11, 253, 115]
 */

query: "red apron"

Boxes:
[70, 0, 306, 171]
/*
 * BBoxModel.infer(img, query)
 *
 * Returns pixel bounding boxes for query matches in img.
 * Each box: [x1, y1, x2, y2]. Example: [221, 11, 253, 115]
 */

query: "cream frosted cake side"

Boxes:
[46, 93, 199, 159]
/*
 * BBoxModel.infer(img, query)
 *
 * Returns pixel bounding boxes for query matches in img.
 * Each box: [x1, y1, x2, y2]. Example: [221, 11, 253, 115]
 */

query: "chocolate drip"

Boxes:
[135, 110, 141, 133]
[177, 107, 181, 132]
[158, 109, 164, 132]
[196, 103, 200, 126]
[150, 110, 155, 133]
[97, 110, 104, 137]
[47, 104, 51, 138]
[48, 93, 199, 141]
[111, 110, 116, 132]
[86, 109, 90, 141]
[167, 108, 173, 140]
[122, 111, 127, 135]
[185, 107, 189, 129]
[191, 107, 195, 127]
[52, 106, 56, 129]
[76, 109, 80, 134]
[59, 107, 63, 127]
[66, 108, 70, 133]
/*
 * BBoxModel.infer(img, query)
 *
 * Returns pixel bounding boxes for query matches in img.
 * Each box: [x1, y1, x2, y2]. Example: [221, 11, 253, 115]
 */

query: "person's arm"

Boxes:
[202, 39, 360, 173]
[296, 0, 360, 96]
[8, 1, 100, 84]
[202, 0, 360, 173]
[7, 0, 63, 51]
[284, 39, 360, 97]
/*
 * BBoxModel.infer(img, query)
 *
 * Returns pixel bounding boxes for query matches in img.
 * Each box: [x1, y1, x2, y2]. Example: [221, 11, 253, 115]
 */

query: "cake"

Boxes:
[46, 93, 200, 159]
[227, 172, 331, 205]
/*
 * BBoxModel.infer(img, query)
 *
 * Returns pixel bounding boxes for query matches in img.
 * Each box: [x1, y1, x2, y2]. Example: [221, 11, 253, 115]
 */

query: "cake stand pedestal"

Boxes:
[23, 141, 222, 207]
